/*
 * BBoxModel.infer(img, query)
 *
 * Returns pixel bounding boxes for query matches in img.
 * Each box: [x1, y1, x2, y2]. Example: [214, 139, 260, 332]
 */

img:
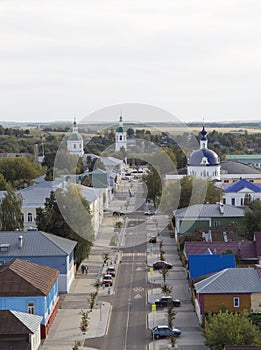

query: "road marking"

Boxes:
[122, 252, 146, 257]
[133, 293, 143, 299]
[136, 267, 143, 271]
[133, 287, 144, 292]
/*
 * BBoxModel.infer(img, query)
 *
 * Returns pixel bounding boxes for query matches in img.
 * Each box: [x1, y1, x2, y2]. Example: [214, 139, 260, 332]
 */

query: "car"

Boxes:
[155, 296, 181, 308]
[106, 266, 116, 277]
[144, 209, 155, 215]
[152, 325, 181, 339]
[152, 261, 173, 270]
[113, 211, 126, 217]
[102, 274, 113, 286]
[148, 235, 157, 243]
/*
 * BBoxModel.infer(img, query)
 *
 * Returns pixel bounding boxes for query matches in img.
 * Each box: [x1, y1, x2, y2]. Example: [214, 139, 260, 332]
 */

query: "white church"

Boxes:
[67, 118, 84, 157]
[115, 116, 127, 152]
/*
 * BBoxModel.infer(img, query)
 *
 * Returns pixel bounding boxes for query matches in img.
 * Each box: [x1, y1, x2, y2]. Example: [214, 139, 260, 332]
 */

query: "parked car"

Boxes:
[148, 235, 157, 243]
[106, 266, 116, 277]
[152, 261, 173, 270]
[155, 296, 181, 308]
[102, 274, 113, 286]
[144, 209, 155, 215]
[152, 325, 181, 339]
[113, 211, 126, 217]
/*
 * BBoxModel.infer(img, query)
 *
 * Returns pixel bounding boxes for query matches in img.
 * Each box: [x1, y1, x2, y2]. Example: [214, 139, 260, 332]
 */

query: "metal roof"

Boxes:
[11, 310, 42, 333]
[0, 230, 77, 257]
[0, 310, 42, 335]
[195, 268, 261, 294]
[224, 178, 261, 193]
[174, 203, 244, 218]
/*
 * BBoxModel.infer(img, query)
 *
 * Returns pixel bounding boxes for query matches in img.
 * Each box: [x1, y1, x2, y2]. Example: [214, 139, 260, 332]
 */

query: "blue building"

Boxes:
[0, 258, 59, 338]
[0, 231, 77, 293]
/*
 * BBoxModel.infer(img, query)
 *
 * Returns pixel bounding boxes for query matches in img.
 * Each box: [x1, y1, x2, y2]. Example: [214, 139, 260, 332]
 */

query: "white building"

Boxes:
[223, 178, 261, 206]
[115, 116, 127, 152]
[67, 119, 84, 156]
[187, 126, 220, 180]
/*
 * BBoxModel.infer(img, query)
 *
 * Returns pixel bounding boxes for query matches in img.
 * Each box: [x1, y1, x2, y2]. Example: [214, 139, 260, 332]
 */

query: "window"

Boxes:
[214, 221, 220, 227]
[223, 198, 226, 204]
[21, 213, 24, 222]
[224, 180, 229, 183]
[74, 143, 76, 149]
[241, 198, 244, 206]
[28, 213, 33, 222]
[28, 302, 35, 314]
[231, 198, 235, 206]
[233, 297, 240, 308]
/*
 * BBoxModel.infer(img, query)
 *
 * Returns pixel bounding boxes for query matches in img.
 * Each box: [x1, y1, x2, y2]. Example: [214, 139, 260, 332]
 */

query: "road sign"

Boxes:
[152, 303, 156, 312]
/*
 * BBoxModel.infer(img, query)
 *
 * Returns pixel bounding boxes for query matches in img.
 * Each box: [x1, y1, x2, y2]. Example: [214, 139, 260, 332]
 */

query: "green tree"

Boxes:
[204, 310, 261, 349]
[0, 173, 7, 190]
[0, 157, 44, 184]
[142, 165, 162, 206]
[0, 184, 23, 231]
[242, 199, 261, 240]
[36, 186, 93, 266]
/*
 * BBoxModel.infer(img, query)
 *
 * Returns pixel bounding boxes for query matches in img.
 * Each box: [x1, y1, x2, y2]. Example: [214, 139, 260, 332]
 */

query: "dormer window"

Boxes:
[0, 244, 10, 252]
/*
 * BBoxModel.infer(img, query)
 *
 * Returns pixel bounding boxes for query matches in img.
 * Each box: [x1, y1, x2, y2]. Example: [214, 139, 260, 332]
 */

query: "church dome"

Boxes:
[188, 126, 220, 166]
[67, 132, 83, 141]
[188, 148, 220, 166]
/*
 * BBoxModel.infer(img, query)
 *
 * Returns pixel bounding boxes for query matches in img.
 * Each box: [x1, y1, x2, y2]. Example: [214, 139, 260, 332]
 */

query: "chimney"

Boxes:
[18, 235, 23, 249]
[219, 202, 224, 214]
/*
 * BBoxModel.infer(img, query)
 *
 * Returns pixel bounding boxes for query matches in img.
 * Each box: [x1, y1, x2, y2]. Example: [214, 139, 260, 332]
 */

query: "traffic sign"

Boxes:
[152, 303, 156, 312]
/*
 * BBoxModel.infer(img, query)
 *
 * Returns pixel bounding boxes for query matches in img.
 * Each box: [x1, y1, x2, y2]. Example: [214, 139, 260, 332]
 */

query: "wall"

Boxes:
[202, 293, 251, 314]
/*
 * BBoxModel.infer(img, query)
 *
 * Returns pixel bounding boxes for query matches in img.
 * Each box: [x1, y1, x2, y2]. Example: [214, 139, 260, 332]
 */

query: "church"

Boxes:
[115, 116, 127, 152]
[67, 118, 84, 157]
[187, 126, 221, 180]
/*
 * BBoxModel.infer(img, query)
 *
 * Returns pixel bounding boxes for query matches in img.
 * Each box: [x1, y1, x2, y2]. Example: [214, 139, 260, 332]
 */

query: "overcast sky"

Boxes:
[1, 0, 261, 124]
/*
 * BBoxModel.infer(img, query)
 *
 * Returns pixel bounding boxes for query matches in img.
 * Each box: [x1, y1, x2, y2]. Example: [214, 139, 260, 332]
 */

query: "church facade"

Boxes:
[187, 126, 221, 181]
[67, 119, 84, 156]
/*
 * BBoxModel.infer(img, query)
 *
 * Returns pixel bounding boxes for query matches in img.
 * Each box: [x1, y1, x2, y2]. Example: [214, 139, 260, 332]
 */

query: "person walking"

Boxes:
[85, 264, 89, 274]
[81, 264, 85, 274]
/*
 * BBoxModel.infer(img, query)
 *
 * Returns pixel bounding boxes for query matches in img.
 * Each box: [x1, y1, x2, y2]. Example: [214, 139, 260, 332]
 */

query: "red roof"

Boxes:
[184, 241, 257, 260]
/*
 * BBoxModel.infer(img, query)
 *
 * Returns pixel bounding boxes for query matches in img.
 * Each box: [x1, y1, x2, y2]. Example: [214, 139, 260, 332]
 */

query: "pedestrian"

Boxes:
[81, 264, 85, 274]
[85, 264, 88, 274]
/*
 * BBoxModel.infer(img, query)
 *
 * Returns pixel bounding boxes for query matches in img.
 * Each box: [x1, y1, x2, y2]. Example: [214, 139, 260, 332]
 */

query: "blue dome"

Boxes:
[188, 149, 220, 166]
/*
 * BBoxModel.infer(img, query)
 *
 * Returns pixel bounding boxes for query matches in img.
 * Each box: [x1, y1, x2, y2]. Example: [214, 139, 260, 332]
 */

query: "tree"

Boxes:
[242, 199, 261, 240]
[142, 165, 162, 206]
[0, 173, 7, 190]
[204, 310, 261, 350]
[0, 184, 23, 231]
[36, 186, 94, 266]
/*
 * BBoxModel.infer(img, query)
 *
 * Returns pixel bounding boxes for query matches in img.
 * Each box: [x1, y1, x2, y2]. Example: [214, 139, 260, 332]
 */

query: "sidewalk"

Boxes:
[40, 210, 121, 350]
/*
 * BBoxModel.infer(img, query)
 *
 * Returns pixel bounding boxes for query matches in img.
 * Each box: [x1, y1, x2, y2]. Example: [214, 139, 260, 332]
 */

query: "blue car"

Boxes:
[152, 325, 181, 339]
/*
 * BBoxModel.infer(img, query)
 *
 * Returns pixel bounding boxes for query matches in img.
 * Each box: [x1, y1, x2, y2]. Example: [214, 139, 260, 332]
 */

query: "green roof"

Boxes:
[67, 133, 83, 141]
[116, 126, 124, 132]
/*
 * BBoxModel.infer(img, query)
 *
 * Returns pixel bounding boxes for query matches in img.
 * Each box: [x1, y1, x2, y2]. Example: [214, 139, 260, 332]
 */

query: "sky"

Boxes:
[1, 0, 261, 124]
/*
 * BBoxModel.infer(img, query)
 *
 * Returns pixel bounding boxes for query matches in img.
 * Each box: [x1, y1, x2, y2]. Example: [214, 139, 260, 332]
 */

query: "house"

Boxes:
[0, 310, 42, 350]
[193, 267, 261, 325]
[173, 203, 245, 238]
[0, 258, 59, 338]
[226, 154, 261, 169]
[0, 230, 77, 293]
[18, 180, 58, 231]
[188, 253, 236, 279]
[223, 178, 261, 207]
[184, 232, 261, 266]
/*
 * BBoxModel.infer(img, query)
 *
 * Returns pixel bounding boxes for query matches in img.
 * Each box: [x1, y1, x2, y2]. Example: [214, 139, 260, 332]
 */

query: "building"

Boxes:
[173, 203, 244, 237]
[0, 231, 77, 293]
[226, 154, 261, 169]
[115, 116, 127, 152]
[0, 258, 59, 338]
[223, 178, 261, 206]
[187, 126, 221, 180]
[194, 267, 261, 325]
[67, 118, 84, 156]
[0, 310, 42, 350]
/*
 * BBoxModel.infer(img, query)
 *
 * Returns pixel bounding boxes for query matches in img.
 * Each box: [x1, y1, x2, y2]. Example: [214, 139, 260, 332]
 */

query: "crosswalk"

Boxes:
[122, 252, 146, 257]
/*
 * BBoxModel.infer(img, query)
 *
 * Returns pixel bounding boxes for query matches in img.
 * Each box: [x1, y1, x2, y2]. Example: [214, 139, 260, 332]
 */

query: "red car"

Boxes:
[148, 235, 157, 243]
[152, 261, 173, 270]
